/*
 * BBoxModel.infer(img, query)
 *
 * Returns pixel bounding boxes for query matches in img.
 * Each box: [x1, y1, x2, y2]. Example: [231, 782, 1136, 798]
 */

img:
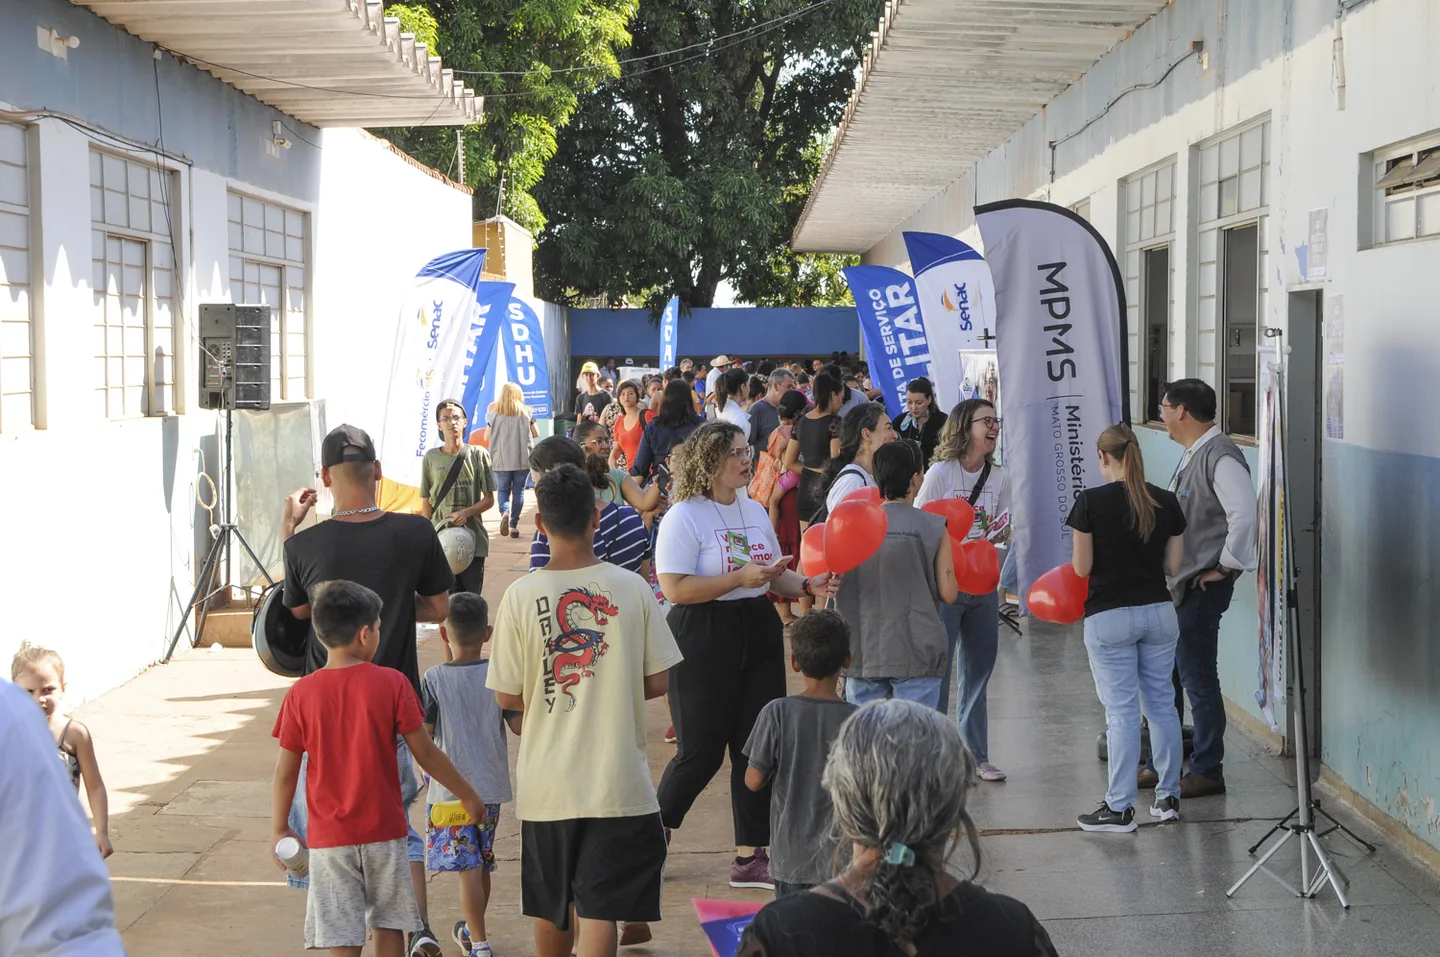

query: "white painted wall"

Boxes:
[866, 0, 1440, 463]
[0, 122, 471, 705]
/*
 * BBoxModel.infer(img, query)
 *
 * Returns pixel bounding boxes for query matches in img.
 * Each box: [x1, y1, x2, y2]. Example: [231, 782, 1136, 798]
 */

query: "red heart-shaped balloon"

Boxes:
[1027, 563, 1089, 624]
[843, 485, 882, 507]
[799, 522, 830, 577]
[922, 497, 976, 544]
[956, 539, 1000, 595]
[823, 500, 888, 574]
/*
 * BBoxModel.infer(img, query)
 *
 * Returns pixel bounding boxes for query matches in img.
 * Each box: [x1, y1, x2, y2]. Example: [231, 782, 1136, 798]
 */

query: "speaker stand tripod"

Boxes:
[1226, 359, 1373, 907]
[163, 406, 273, 662]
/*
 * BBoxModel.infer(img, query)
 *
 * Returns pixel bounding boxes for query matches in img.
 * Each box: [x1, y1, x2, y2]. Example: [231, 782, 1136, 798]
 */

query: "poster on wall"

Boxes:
[1254, 350, 1287, 732]
[1324, 295, 1344, 440]
[959, 350, 1003, 465]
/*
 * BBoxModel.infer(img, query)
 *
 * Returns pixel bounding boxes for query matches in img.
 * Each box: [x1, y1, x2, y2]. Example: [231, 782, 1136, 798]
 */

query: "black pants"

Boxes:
[452, 556, 485, 596]
[657, 597, 786, 847]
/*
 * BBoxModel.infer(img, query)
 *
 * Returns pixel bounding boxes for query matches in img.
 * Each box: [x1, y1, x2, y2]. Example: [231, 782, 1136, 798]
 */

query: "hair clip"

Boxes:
[883, 843, 916, 867]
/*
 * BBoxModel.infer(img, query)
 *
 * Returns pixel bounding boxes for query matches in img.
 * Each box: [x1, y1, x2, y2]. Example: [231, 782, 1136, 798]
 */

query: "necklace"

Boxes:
[333, 505, 381, 518]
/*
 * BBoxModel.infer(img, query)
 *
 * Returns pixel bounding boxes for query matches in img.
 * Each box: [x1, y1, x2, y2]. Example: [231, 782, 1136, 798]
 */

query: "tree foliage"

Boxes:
[532, 0, 881, 308]
[378, 0, 638, 233]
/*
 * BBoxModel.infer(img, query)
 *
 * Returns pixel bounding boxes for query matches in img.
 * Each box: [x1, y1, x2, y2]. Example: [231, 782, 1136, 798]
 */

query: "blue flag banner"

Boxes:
[457, 280, 520, 426]
[902, 232, 997, 409]
[502, 297, 552, 418]
[842, 265, 934, 419]
[380, 250, 514, 489]
[659, 295, 679, 370]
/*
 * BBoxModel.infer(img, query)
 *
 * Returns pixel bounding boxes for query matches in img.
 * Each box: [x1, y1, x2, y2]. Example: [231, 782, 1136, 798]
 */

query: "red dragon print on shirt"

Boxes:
[546, 586, 621, 712]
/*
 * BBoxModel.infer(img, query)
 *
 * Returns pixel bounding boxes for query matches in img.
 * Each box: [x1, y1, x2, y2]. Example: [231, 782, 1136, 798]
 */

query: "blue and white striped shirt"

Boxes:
[529, 500, 649, 575]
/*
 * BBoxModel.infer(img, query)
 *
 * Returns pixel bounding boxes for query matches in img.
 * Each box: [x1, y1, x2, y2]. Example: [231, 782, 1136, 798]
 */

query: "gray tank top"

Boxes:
[835, 503, 949, 679]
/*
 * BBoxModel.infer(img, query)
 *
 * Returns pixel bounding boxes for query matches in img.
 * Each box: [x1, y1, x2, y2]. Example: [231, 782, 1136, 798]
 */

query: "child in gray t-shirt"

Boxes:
[421, 593, 522, 957]
[743, 610, 858, 897]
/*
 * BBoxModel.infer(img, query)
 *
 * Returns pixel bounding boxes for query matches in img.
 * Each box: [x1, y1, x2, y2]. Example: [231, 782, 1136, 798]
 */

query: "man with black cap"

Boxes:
[279, 423, 455, 957]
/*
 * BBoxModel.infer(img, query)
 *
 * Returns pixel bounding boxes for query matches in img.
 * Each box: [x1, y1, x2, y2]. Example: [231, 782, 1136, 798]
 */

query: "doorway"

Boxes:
[1285, 290, 1323, 759]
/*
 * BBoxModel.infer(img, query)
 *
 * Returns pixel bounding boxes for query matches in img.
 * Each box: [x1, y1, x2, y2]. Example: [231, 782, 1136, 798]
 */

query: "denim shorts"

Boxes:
[287, 736, 424, 891]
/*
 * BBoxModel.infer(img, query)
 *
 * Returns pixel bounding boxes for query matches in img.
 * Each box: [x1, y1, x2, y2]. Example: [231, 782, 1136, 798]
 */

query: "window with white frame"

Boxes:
[228, 192, 308, 400]
[90, 150, 176, 420]
[0, 121, 32, 432]
[1070, 197, 1092, 222]
[1371, 135, 1440, 244]
[1195, 119, 1270, 439]
[1122, 159, 1177, 423]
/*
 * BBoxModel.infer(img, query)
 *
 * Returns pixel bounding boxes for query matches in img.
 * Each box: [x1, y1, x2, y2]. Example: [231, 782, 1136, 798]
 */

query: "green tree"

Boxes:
[533, 0, 881, 309]
[378, 0, 638, 233]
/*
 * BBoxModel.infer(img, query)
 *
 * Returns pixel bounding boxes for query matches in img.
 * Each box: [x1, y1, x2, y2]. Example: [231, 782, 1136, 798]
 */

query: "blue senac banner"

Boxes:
[458, 280, 520, 425]
[502, 297, 552, 418]
[841, 265, 934, 419]
[659, 295, 679, 370]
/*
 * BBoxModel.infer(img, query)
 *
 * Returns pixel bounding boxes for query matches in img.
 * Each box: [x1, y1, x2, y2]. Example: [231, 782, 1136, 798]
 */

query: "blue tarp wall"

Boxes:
[568, 307, 859, 363]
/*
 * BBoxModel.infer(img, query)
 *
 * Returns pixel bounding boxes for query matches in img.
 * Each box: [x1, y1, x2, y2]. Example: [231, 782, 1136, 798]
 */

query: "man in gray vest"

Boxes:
[1158, 379, 1258, 798]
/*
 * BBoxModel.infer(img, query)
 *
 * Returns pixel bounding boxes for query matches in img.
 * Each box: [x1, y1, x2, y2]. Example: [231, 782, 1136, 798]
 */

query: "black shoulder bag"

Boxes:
[432, 449, 469, 525]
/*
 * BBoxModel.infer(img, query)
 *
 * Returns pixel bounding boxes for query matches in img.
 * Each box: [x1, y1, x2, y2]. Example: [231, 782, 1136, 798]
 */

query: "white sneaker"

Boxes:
[1150, 796, 1181, 822]
[977, 762, 1007, 782]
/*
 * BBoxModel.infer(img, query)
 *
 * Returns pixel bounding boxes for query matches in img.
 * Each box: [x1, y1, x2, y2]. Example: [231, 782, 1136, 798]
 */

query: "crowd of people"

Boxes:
[0, 343, 1256, 957]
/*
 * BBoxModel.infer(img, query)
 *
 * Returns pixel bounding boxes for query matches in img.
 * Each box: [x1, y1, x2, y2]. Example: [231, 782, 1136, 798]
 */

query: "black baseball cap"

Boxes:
[321, 424, 377, 468]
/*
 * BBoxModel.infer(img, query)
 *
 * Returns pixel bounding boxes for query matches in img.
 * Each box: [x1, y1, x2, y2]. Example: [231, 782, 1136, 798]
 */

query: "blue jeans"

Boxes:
[935, 590, 999, 764]
[1175, 576, 1235, 781]
[845, 675, 943, 710]
[286, 736, 423, 890]
[495, 469, 528, 521]
[1085, 602, 1183, 811]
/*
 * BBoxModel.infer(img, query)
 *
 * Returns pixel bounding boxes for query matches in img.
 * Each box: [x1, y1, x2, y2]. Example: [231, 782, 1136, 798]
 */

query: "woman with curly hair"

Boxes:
[655, 421, 840, 891]
[737, 699, 1056, 957]
[916, 398, 1012, 783]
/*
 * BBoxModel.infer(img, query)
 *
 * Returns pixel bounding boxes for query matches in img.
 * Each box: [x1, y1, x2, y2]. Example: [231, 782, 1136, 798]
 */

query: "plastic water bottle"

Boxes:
[275, 836, 309, 878]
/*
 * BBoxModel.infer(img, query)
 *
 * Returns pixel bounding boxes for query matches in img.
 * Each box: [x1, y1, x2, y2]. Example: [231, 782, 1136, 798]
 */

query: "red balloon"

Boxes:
[824, 500, 888, 574]
[800, 523, 830, 577]
[921, 498, 976, 544]
[955, 539, 1000, 595]
[843, 485, 882, 507]
[1027, 563, 1089, 624]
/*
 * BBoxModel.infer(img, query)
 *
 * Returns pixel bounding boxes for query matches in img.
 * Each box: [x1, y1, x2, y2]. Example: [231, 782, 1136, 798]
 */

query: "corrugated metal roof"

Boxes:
[792, 0, 1170, 253]
[69, 0, 479, 127]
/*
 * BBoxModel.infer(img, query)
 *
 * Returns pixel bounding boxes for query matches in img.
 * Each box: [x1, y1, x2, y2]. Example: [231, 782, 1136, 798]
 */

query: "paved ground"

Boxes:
[79, 512, 1440, 956]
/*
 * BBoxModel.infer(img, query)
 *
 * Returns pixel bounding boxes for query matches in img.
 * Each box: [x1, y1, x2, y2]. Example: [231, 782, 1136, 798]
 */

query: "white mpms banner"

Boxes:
[378, 249, 514, 488]
[975, 200, 1128, 599]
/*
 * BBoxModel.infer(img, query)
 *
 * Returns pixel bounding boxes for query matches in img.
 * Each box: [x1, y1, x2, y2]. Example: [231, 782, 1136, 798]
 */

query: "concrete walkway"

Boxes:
[79, 520, 1440, 956]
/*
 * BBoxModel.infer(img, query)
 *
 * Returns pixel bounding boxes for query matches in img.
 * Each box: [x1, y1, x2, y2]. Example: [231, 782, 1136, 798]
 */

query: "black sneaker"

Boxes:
[1077, 802, 1137, 833]
[407, 927, 442, 957]
[1150, 796, 1181, 822]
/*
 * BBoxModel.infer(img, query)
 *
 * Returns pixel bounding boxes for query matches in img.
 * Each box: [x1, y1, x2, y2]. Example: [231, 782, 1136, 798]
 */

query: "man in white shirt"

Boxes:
[0, 681, 127, 956]
[1157, 379, 1258, 799]
[705, 355, 731, 406]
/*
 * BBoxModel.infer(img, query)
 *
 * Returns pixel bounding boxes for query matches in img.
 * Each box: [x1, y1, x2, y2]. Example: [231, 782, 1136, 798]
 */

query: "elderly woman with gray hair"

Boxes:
[738, 699, 1057, 957]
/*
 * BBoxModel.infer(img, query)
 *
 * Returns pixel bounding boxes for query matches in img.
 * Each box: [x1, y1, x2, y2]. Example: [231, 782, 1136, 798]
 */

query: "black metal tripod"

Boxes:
[163, 406, 272, 662]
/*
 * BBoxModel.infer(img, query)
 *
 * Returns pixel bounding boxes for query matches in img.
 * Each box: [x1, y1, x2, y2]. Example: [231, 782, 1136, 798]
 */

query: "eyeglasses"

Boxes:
[728, 447, 753, 461]
[439, 414, 467, 424]
[978, 416, 1002, 429]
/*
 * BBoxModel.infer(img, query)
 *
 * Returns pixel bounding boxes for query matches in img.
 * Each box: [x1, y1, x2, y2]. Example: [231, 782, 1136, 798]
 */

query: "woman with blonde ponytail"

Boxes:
[1066, 424, 1188, 834]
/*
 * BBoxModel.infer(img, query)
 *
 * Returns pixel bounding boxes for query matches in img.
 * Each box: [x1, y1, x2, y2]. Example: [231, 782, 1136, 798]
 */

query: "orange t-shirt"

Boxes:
[614, 410, 650, 468]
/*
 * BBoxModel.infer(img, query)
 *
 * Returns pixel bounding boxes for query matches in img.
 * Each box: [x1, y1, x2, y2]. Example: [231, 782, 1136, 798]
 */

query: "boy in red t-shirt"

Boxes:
[272, 580, 485, 956]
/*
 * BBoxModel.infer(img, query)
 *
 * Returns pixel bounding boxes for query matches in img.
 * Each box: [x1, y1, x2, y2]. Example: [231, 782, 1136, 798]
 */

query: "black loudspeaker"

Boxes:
[199, 303, 271, 410]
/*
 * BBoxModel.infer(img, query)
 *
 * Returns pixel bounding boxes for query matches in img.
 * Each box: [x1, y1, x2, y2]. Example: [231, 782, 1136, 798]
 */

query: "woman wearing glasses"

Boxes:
[420, 399, 496, 595]
[916, 399, 1011, 782]
[655, 422, 839, 891]
[835, 441, 959, 709]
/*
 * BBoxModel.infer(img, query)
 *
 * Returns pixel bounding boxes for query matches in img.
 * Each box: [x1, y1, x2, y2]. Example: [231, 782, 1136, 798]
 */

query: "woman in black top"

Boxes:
[737, 699, 1056, 957]
[1065, 424, 1187, 834]
[895, 377, 948, 468]
[785, 371, 844, 525]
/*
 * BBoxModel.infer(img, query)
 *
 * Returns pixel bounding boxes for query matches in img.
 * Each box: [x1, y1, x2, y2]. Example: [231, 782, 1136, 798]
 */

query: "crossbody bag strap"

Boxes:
[966, 460, 992, 506]
[433, 449, 469, 507]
